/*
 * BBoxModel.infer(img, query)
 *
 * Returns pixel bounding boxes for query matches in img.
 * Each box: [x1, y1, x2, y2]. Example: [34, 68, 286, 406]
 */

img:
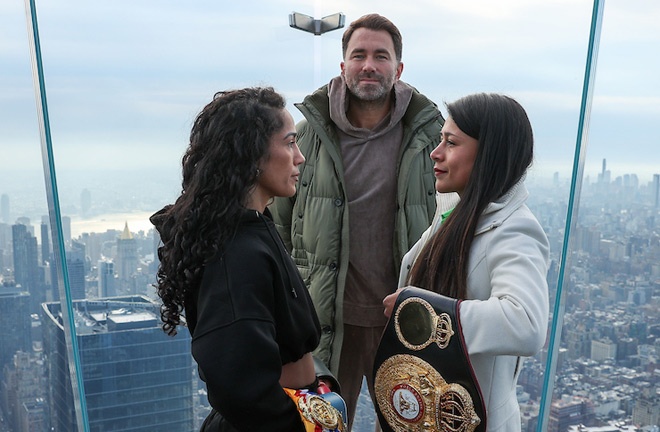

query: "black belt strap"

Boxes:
[372, 286, 487, 432]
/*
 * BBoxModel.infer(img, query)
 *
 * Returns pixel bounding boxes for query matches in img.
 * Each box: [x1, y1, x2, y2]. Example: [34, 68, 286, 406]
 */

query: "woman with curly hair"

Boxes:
[151, 87, 338, 431]
[380, 93, 549, 432]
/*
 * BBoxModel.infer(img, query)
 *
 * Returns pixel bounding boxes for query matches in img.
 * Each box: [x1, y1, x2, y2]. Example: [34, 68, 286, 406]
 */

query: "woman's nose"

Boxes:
[294, 144, 305, 165]
[430, 142, 444, 160]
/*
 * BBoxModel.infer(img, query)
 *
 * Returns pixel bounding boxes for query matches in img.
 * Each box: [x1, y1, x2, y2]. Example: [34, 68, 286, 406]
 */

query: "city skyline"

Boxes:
[1, 162, 658, 241]
[2, 169, 658, 431]
[0, 1, 658, 429]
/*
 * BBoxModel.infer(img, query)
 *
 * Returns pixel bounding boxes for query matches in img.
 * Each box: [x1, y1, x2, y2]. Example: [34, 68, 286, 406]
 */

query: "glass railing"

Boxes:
[2, 0, 658, 431]
[543, 0, 660, 430]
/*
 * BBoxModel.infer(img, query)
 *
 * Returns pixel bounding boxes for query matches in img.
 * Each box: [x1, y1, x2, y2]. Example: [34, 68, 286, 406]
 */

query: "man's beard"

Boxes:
[346, 72, 396, 103]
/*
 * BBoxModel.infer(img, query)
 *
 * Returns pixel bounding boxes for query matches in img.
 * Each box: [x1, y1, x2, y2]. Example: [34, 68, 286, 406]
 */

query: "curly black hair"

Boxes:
[150, 87, 286, 335]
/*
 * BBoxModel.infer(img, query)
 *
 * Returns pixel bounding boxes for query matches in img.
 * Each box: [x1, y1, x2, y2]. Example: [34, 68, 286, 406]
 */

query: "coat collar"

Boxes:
[475, 178, 529, 235]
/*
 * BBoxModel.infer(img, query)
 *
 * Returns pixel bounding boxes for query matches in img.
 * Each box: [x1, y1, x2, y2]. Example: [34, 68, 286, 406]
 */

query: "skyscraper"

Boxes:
[40, 219, 50, 265]
[598, 158, 611, 185]
[1, 351, 47, 432]
[116, 222, 138, 292]
[633, 386, 660, 428]
[97, 260, 116, 298]
[0, 223, 10, 284]
[61, 216, 71, 246]
[0, 194, 9, 224]
[653, 173, 659, 209]
[66, 243, 86, 301]
[151, 228, 161, 274]
[548, 396, 595, 431]
[41, 296, 194, 432]
[50, 240, 87, 301]
[12, 223, 36, 288]
[0, 282, 32, 382]
[12, 223, 44, 313]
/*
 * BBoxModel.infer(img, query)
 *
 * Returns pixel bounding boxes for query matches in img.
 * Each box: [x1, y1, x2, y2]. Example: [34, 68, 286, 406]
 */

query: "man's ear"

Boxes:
[395, 62, 404, 80]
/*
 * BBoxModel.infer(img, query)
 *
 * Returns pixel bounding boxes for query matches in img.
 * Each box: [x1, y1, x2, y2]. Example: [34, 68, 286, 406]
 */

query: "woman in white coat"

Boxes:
[383, 93, 550, 432]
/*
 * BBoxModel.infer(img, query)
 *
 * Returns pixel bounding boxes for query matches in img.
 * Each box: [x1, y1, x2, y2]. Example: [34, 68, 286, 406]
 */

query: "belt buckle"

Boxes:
[374, 354, 481, 431]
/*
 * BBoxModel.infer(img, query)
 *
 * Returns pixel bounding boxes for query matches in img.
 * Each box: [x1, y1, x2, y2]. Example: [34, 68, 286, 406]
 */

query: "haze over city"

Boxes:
[0, 1, 659, 431]
[1, 0, 659, 191]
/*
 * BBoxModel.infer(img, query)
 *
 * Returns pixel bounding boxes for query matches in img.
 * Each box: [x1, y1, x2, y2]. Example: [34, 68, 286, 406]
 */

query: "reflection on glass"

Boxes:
[42, 297, 193, 431]
[538, 1, 605, 430]
[1, 2, 52, 431]
[544, 1, 660, 431]
[3, 0, 658, 431]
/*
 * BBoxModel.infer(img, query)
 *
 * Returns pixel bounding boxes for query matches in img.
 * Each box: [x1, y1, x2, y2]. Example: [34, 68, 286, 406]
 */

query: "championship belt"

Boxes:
[284, 387, 348, 432]
[373, 287, 487, 432]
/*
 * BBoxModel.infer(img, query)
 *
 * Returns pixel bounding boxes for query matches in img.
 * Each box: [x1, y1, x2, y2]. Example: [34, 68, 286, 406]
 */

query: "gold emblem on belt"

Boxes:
[394, 297, 455, 351]
[298, 394, 344, 430]
[374, 355, 481, 432]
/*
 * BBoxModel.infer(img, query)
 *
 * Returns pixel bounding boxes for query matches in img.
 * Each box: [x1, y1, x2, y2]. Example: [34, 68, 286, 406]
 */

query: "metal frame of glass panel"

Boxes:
[23, 0, 90, 430]
[537, 1, 605, 430]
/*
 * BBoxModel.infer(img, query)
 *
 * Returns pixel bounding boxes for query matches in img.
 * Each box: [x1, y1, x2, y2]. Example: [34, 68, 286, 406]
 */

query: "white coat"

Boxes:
[398, 180, 550, 432]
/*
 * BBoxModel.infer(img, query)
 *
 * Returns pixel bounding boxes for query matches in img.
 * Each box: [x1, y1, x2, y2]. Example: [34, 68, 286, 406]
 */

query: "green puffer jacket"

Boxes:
[270, 83, 443, 374]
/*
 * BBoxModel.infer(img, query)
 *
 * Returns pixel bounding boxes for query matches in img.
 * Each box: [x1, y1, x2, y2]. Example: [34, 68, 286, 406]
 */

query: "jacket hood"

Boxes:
[295, 77, 442, 150]
[327, 75, 413, 142]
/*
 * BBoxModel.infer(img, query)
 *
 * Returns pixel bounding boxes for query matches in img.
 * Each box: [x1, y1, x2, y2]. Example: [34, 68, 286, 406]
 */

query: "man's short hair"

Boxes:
[341, 14, 403, 62]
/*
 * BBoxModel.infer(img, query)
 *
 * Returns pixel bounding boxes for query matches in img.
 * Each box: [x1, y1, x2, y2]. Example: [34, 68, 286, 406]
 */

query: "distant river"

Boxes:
[70, 211, 156, 238]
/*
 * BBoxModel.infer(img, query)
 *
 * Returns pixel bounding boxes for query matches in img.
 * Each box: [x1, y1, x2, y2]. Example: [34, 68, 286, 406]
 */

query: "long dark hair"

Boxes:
[150, 87, 286, 335]
[407, 93, 533, 298]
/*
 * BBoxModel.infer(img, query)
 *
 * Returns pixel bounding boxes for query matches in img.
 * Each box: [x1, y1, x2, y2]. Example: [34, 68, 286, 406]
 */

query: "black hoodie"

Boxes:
[190, 208, 320, 431]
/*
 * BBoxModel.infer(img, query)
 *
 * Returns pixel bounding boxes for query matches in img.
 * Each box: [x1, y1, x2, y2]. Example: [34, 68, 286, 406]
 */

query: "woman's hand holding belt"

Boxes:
[383, 287, 407, 318]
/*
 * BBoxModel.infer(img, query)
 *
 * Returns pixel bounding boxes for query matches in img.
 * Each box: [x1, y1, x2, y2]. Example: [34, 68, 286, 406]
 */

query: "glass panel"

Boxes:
[0, 1, 53, 431]
[12, 0, 654, 431]
[547, 1, 660, 431]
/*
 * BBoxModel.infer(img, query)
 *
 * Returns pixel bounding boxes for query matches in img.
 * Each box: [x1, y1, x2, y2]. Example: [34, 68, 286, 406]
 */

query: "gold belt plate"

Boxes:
[298, 394, 345, 431]
[374, 354, 481, 432]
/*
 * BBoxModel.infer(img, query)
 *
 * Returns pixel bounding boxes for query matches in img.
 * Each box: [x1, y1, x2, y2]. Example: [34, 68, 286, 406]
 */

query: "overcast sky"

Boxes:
[1, 0, 659, 202]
